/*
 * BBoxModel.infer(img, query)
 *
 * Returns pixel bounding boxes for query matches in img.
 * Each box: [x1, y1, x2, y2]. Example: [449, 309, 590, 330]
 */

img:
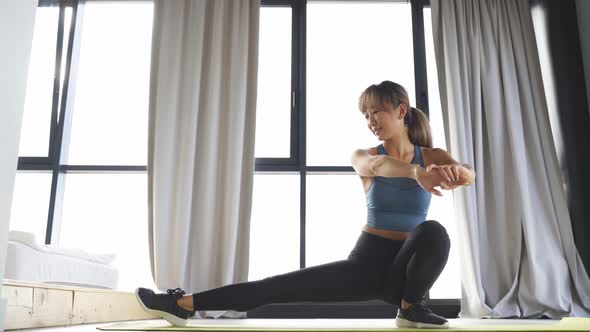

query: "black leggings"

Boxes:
[192, 220, 450, 312]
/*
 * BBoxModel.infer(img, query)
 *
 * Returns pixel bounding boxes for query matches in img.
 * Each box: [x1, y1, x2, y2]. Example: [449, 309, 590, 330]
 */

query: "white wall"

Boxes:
[0, 0, 38, 330]
[577, 0, 590, 116]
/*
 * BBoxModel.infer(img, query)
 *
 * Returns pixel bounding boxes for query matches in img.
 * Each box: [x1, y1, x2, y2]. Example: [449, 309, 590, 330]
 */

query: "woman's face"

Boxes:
[363, 102, 406, 140]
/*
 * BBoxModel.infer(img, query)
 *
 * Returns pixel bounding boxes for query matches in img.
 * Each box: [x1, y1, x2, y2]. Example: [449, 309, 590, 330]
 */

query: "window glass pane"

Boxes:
[67, 2, 153, 165]
[423, 11, 446, 151]
[307, 2, 415, 166]
[9, 172, 53, 243]
[255, 7, 292, 158]
[249, 174, 300, 280]
[423, 7, 460, 299]
[19, 7, 60, 157]
[59, 173, 156, 292]
[305, 174, 366, 267]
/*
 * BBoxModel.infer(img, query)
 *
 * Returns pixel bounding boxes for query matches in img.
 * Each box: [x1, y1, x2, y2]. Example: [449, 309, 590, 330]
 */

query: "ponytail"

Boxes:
[405, 106, 432, 148]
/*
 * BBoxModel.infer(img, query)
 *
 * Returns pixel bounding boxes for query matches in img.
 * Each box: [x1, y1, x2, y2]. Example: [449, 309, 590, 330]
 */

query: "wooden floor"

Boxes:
[13, 318, 563, 332]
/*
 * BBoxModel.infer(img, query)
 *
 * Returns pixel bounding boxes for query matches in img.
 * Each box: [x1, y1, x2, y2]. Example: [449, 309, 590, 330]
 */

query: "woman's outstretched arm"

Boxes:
[351, 149, 420, 179]
[428, 148, 476, 186]
[351, 148, 448, 196]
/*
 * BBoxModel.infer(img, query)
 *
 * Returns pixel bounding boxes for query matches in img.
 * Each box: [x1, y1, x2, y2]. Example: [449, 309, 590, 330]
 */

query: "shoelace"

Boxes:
[164, 288, 194, 315]
[167, 288, 186, 296]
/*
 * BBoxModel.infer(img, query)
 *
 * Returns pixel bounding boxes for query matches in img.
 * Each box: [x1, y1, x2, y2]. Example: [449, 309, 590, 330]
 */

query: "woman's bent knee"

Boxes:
[417, 220, 447, 235]
[415, 220, 450, 246]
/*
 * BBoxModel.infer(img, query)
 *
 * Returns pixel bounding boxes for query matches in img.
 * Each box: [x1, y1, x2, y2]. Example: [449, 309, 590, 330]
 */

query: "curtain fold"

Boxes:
[431, 0, 590, 318]
[147, 0, 260, 319]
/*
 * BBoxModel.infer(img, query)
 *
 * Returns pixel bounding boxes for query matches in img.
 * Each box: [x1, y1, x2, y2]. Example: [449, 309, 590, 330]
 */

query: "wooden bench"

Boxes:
[2, 279, 158, 330]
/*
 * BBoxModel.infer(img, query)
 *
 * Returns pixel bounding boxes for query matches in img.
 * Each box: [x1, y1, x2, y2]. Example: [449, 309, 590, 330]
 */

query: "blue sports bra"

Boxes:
[365, 144, 431, 232]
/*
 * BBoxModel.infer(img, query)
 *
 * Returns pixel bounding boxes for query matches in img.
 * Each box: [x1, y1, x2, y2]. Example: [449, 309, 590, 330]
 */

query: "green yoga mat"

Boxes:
[97, 317, 590, 331]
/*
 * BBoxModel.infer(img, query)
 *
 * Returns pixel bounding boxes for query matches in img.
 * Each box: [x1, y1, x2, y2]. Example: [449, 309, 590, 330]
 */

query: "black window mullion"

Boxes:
[47, 2, 66, 164]
[306, 166, 354, 173]
[255, 158, 299, 166]
[260, 0, 292, 5]
[18, 157, 52, 171]
[61, 165, 147, 173]
[295, 0, 307, 269]
[39, 0, 72, 6]
[411, 0, 429, 118]
[291, 0, 301, 167]
[46, 0, 82, 245]
[411, 0, 431, 301]
[44, 0, 67, 245]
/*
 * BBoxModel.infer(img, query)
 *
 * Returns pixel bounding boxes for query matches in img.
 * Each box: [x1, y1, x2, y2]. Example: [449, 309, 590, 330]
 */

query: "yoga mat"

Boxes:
[97, 317, 590, 331]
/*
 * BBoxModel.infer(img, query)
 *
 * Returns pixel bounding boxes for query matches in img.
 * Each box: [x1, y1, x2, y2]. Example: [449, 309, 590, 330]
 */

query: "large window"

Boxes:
[13, 0, 459, 312]
[252, 0, 461, 303]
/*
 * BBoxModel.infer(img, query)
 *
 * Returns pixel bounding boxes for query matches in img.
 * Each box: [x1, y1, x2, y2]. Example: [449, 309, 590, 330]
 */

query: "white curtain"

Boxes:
[431, 0, 590, 318]
[147, 0, 260, 319]
[0, 1, 38, 329]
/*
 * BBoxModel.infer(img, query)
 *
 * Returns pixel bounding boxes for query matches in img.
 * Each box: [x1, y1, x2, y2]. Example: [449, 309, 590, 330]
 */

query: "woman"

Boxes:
[136, 80, 475, 329]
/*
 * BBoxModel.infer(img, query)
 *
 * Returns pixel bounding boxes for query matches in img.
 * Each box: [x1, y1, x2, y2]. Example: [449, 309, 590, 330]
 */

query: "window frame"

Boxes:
[252, 0, 459, 316]
[256, 0, 432, 270]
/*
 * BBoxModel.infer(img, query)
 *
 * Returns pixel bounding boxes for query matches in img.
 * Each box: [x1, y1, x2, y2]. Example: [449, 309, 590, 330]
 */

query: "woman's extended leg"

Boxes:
[190, 231, 395, 312]
[136, 231, 394, 326]
[190, 259, 379, 312]
[382, 219, 451, 306]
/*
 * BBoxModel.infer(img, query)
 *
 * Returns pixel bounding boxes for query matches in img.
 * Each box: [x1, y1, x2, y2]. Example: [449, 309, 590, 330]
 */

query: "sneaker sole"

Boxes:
[135, 287, 190, 327]
[396, 317, 449, 329]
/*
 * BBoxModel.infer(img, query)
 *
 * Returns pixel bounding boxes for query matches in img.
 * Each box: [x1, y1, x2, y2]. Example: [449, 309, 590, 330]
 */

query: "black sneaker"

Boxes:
[396, 298, 449, 329]
[135, 287, 196, 326]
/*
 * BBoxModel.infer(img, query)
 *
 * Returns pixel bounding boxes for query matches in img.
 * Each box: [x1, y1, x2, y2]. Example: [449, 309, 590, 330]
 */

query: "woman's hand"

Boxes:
[426, 164, 472, 189]
[415, 166, 446, 196]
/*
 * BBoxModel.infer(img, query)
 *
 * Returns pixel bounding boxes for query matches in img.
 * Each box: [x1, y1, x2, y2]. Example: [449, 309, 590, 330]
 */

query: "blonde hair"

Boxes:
[358, 80, 432, 148]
